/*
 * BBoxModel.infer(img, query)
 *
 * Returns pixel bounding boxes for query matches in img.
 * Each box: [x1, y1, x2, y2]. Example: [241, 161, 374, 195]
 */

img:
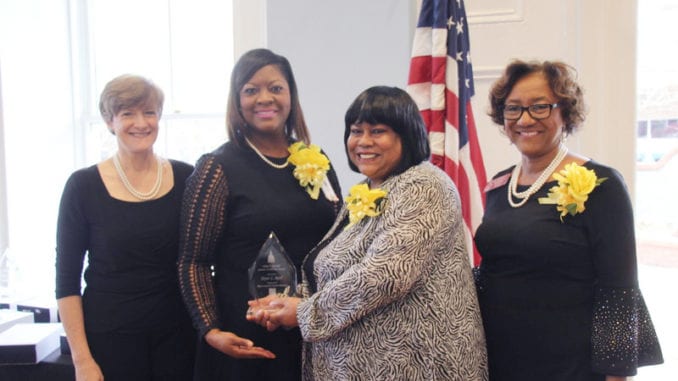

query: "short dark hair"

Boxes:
[343, 86, 430, 175]
[488, 60, 586, 135]
[226, 48, 309, 147]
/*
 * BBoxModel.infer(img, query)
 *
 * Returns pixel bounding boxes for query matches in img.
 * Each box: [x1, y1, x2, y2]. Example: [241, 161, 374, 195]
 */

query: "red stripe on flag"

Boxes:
[454, 157, 483, 265]
[445, 91, 460, 131]
[443, 154, 461, 195]
[430, 57, 447, 84]
[429, 153, 445, 172]
[429, 110, 445, 133]
[465, 103, 488, 192]
[408, 56, 447, 85]
[419, 109, 432, 132]
[408, 56, 431, 84]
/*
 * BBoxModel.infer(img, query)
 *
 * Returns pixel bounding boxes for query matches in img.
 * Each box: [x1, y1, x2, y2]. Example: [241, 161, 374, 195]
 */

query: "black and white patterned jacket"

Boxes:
[298, 161, 488, 381]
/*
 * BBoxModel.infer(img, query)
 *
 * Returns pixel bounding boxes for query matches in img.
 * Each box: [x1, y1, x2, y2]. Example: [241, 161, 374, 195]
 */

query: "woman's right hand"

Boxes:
[204, 329, 276, 359]
[73, 357, 104, 381]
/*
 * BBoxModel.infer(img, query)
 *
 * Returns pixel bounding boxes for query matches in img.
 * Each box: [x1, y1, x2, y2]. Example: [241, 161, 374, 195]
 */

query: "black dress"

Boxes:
[178, 141, 341, 381]
[55, 160, 196, 380]
[475, 160, 663, 381]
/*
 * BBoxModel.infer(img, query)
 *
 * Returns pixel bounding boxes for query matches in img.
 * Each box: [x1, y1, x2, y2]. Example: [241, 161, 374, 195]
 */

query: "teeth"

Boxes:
[257, 110, 276, 118]
[520, 131, 538, 137]
[359, 154, 377, 159]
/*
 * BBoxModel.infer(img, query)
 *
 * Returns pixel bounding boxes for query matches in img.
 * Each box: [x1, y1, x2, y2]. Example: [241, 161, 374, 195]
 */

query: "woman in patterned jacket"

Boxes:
[248, 86, 488, 380]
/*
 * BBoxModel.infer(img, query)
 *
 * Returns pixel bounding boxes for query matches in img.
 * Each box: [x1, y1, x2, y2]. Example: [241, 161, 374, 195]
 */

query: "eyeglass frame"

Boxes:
[502, 103, 559, 121]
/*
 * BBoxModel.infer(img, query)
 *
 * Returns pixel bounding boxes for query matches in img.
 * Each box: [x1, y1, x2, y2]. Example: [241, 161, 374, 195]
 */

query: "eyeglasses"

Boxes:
[502, 103, 559, 121]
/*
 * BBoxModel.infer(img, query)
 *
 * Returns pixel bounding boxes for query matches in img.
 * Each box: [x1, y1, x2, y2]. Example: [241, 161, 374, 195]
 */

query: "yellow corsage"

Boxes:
[287, 142, 330, 200]
[538, 162, 607, 221]
[345, 183, 387, 228]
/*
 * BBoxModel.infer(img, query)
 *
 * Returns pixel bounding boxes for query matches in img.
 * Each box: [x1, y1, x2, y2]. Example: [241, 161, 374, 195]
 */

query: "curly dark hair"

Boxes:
[488, 60, 586, 135]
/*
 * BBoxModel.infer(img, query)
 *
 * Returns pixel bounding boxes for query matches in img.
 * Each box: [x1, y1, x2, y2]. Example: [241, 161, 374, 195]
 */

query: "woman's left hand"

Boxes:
[246, 296, 301, 331]
[246, 295, 279, 327]
[605, 376, 627, 381]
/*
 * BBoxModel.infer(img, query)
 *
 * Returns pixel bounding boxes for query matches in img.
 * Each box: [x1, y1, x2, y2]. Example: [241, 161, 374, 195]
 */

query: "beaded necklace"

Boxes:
[245, 137, 289, 169]
[507, 144, 568, 208]
[112, 153, 163, 201]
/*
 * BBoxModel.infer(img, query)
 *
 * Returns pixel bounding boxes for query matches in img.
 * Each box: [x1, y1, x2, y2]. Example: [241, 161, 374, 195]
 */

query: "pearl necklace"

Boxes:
[112, 153, 163, 201]
[245, 137, 289, 169]
[507, 145, 568, 208]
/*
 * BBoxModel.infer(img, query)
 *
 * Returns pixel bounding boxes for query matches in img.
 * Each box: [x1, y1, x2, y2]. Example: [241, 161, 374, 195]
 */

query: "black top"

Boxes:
[475, 160, 663, 380]
[55, 160, 194, 333]
[178, 141, 342, 381]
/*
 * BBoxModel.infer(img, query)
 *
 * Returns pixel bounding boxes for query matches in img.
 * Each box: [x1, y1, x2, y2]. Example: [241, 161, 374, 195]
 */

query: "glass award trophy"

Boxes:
[248, 232, 297, 301]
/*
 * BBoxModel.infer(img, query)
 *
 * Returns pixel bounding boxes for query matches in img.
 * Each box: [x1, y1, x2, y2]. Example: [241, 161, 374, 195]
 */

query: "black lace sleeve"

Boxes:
[177, 154, 228, 338]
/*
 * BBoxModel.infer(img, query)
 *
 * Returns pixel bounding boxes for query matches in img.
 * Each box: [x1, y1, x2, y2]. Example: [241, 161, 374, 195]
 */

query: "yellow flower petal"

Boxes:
[287, 142, 330, 200]
[543, 163, 605, 222]
[345, 184, 387, 228]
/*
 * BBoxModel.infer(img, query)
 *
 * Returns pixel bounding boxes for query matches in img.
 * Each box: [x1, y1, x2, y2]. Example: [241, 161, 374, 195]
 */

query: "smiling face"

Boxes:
[504, 72, 565, 160]
[107, 103, 159, 154]
[347, 122, 403, 188]
[239, 64, 291, 138]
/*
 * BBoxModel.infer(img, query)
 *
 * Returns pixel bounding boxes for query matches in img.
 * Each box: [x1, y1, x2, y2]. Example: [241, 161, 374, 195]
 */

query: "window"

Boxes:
[638, 120, 648, 138]
[637, 118, 678, 163]
[79, 0, 233, 164]
[635, 0, 678, 379]
[0, 0, 237, 301]
[651, 119, 678, 138]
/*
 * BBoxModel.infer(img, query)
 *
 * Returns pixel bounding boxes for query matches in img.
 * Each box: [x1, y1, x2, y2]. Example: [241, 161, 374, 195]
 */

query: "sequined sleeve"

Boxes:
[591, 287, 663, 375]
[178, 154, 228, 338]
[586, 165, 663, 375]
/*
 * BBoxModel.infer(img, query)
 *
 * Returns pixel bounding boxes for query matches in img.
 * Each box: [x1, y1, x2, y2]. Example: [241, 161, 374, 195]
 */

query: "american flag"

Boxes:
[407, 0, 487, 265]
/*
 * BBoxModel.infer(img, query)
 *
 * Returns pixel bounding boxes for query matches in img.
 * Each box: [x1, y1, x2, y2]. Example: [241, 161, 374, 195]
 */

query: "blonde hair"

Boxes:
[99, 74, 164, 124]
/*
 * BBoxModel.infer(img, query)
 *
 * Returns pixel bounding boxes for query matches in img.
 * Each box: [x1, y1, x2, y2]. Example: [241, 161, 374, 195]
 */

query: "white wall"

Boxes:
[266, 0, 415, 188]
[263, 0, 637, 199]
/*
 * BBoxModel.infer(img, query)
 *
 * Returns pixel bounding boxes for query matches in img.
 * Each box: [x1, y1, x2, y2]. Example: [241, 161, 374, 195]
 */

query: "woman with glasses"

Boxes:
[474, 60, 663, 381]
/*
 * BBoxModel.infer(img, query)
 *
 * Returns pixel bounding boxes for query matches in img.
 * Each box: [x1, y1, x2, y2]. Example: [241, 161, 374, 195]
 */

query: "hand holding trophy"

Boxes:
[247, 232, 297, 316]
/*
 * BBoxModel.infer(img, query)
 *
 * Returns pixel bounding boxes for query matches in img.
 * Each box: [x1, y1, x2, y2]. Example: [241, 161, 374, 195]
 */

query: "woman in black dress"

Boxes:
[178, 48, 342, 381]
[474, 60, 663, 381]
[56, 74, 196, 381]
